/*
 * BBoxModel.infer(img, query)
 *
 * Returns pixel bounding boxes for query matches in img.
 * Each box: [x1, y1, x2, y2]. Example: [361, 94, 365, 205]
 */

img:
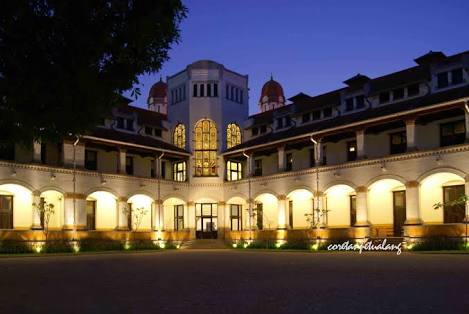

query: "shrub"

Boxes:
[0, 240, 33, 254]
[78, 239, 124, 252]
[411, 237, 464, 251]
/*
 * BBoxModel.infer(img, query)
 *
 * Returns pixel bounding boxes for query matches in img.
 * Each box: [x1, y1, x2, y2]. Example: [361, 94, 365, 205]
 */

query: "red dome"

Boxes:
[259, 77, 284, 102]
[149, 79, 167, 98]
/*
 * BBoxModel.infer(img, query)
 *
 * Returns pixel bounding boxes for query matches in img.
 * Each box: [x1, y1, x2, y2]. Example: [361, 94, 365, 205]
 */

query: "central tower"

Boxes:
[167, 60, 249, 180]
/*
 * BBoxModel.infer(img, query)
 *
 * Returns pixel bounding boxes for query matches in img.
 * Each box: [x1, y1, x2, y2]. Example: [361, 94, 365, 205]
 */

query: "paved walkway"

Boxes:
[0, 250, 468, 313]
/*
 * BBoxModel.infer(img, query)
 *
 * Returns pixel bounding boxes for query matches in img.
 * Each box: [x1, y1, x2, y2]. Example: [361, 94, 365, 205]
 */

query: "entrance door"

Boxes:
[443, 185, 465, 223]
[392, 191, 406, 236]
[195, 203, 218, 239]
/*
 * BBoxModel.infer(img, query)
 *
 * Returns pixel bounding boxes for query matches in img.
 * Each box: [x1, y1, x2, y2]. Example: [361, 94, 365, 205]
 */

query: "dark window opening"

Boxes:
[437, 72, 449, 88]
[40, 142, 47, 164]
[260, 125, 267, 134]
[451, 68, 463, 85]
[350, 195, 357, 226]
[0, 195, 13, 229]
[309, 148, 315, 167]
[322, 145, 327, 165]
[356, 95, 365, 109]
[252, 127, 259, 136]
[116, 117, 125, 129]
[288, 200, 293, 229]
[86, 200, 96, 230]
[200, 84, 205, 97]
[230, 204, 242, 231]
[440, 120, 465, 147]
[151, 160, 156, 178]
[256, 203, 263, 230]
[174, 204, 184, 230]
[126, 119, 134, 131]
[154, 128, 162, 137]
[254, 159, 262, 176]
[286, 153, 293, 171]
[302, 113, 310, 123]
[345, 98, 354, 111]
[85, 150, 98, 171]
[214, 83, 218, 97]
[145, 126, 153, 135]
[207, 84, 212, 97]
[161, 161, 166, 179]
[125, 156, 134, 175]
[379, 92, 390, 104]
[407, 84, 420, 97]
[277, 118, 283, 129]
[347, 141, 357, 161]
[312, 111, 321, 120]
[393, 88, 404, 100]
[323, 107, 332, 117]
[193, 84, 198, 97]
[390, 131, 407, 154]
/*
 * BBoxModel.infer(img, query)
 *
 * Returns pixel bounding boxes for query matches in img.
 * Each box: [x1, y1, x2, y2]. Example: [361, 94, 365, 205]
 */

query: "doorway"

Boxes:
[195, 203, 218, 239]
[392, 191, 406, 236]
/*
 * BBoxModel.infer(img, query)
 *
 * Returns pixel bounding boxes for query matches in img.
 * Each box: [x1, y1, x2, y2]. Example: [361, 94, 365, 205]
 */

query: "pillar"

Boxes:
[31, 191, 42, 229]
[277, 195, 287, 229]
[156, 199, 164, 231]
[218, 201, 226, 238]
[465, 104, 469, 142]
[62, 141, 85, 168]
[277, 146, 286, 172]
[356, 129, 366, 159]
[355, 186, 369, 226]
[187, 201, 195, 239]
[63, 193, 86, 229]
[406, 119, 417, 151]
[117, 197, 129, 230]
[33, 141, 42, 163]
[117, 148, 126, 174]
[404, 181, 423, 225]
[465, 175, 469, 222]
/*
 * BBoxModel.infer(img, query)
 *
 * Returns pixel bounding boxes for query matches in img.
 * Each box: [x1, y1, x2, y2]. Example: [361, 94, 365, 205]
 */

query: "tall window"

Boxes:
[347, 141, 357, 161]
[194, 119, 217, 176]
[286, 153, 293, 171]
[173, 161, 186, 182]
[256, 203, 263, 230]
[440, 121, 465, 147]
[390, 132, 407, 154]
[226, 161, 242, 181]
[173, 124, 186, 149]
[86, 200, 96, 230]
[0, 195, 13, 229]
[288, 200, 293, 229]
[350, 195, 357, 226]
[174, 205, 184, 230]
[230, 204, 242, 231]
[443, 185, 465, 223]
[125, 156, 133, 175]
[226, 123, 241, 149]
[254, 159, 262, 176]
[85, 150, 97, 170]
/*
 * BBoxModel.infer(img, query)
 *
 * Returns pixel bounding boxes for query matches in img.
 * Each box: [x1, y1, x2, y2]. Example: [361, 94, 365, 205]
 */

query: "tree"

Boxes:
[434, 194, 469, 248]
[32, 200, 55, 242]
[123, 205, 148, 232]
[0, 1, 187, 146]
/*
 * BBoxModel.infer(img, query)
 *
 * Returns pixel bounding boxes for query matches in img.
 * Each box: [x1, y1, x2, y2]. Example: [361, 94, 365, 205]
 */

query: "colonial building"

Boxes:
[0, 51, 468, 244]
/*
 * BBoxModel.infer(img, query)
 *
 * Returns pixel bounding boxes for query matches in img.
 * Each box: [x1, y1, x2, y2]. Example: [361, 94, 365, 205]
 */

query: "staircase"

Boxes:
[180, 239, 228, 250]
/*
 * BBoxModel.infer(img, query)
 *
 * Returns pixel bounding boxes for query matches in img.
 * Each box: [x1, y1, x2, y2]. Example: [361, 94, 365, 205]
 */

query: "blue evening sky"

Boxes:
[124, 0, 469, 115]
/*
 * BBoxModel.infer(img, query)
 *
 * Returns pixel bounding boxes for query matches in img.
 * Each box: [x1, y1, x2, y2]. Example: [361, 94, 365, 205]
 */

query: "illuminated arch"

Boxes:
[173, 124, 186, 149]
[226, 123, 241, 149]
[194, 119, 217, 176]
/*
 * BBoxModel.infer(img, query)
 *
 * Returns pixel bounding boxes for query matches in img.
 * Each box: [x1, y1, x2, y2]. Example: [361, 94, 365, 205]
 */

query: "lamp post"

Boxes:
[72, 135, 80, 233]
[243, 151, 253, 242]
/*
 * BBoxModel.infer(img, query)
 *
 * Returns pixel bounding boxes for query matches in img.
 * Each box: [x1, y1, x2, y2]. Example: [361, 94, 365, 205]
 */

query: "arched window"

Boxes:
[194, 119, 217, 176]
[173, 124, 186, 149]
[226, 123, 241, 149]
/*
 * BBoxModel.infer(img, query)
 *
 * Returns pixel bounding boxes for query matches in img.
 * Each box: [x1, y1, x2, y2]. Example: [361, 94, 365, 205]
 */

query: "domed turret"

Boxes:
[259, 75, 285, 112]
[147, 77, 168, 114]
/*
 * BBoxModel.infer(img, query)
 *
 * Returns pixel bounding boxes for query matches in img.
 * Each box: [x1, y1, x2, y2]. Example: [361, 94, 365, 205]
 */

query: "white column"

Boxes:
[356, 129, 365, 159]
[117, 197, 129, 230]
[404, 181, 422, 225]
[63, 141, 85, 168]
[187, 201, 195, 239]
[31, 191, 42, 229]
[156, 199, 164, 231]
[355, 186, 369, 226]
[63, 193, 85, 229]
[465, 105, 469, 142]
[33, 141, 42, 163]
[277, 195, 287, 229]
[277, 146, 286, 172]
[465, 175, 469, 222]
[218, 201, 226, 238]
[406, 119, 417, 151]
[117, 148, 126, 174]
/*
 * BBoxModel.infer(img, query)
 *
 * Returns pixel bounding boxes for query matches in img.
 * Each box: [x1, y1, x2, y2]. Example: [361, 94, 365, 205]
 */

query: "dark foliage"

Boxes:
[0, 0, 186, 146]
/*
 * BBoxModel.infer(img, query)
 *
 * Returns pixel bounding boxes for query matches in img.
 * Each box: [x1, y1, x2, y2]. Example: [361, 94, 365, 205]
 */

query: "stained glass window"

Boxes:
[173, 124, 186, 149]
[226, 123, 241, 149]
[194, 119, 217, 176]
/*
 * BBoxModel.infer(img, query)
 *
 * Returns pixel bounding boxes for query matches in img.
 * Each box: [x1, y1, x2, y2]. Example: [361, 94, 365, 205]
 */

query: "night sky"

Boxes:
[124, 0, 469, 115]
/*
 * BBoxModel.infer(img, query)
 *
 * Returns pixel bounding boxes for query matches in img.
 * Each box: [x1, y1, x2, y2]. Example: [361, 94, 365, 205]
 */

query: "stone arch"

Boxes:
[0, 178, 35, 192]
[322, 180, 357, 192]
[285, 185, 314, 197]
[127, 194, 154, 231]
[366, 174, 407, 188]
[368, 178, 405, 226]
[253, 192, 279, 230]
[126, 189, 155, 200]
[419, 171, 465, 223]
[84, 186, 119, 199]
[324, 184, 356, 227]
[39, 189, 65, 229]
[417, 167, 466, 183]
[286, 188, 313, 228]
[86, 190, 118, 230]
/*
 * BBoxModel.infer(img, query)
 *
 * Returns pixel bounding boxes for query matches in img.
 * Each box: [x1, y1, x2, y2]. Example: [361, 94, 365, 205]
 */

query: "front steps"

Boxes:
[180, 239, 228, 250]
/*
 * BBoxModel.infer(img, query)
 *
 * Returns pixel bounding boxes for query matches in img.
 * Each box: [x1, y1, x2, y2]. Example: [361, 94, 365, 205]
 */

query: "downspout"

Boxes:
[157, 152, 165, 238]
[243, 151, 252, 241]
[310, 135, 320, 228]
[72, 135, 80, 232]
